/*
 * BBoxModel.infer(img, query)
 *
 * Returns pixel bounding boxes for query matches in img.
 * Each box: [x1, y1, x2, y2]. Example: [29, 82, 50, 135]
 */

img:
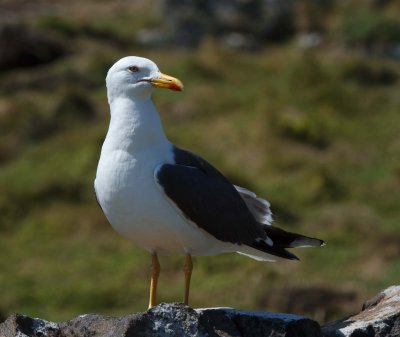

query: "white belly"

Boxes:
[95, 143, 234, 256]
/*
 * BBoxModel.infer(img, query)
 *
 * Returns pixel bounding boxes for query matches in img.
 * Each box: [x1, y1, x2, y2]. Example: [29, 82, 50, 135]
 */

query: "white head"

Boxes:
[106, 56, 183, 103]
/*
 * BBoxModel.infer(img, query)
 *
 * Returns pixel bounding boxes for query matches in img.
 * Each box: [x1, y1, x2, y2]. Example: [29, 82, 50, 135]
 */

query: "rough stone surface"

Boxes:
[1, 286, 399, 337]
[0, 303, 321, 337]
[322, 285, 400, 337]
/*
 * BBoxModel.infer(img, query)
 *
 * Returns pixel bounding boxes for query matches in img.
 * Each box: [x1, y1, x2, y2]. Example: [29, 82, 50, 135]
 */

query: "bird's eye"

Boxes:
[128, 66, 139, 73]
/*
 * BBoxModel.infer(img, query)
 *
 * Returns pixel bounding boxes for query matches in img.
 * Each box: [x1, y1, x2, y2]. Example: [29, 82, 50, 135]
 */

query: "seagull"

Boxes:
[94, 56, 324, 309]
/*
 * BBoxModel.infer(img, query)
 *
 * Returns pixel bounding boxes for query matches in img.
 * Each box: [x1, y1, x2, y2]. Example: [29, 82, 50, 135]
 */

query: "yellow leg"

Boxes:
[148, 253, 160, 309]
[183, 254, 193, 305]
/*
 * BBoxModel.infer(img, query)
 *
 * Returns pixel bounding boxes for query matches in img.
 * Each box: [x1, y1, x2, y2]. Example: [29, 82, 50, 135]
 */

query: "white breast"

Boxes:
[95, 142, 172, 247]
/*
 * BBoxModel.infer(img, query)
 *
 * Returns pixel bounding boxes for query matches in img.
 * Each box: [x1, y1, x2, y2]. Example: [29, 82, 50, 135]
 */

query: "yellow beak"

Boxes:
[150, 73, 184, 92]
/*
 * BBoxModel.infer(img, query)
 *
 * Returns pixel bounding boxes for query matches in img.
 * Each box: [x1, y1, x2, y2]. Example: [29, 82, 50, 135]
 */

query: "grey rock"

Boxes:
[1, 286, 399, 337]
[322, 285, 400, 337]
[0, 303, 321, 337]
[0, 24, 66, 72]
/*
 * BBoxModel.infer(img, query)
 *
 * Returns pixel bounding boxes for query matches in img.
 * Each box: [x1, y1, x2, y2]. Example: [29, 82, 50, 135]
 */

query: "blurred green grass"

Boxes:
[0, 0, 399, 324]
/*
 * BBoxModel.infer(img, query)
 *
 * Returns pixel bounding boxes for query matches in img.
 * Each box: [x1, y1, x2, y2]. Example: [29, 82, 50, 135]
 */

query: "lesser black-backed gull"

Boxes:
[94, 56, 324, 308]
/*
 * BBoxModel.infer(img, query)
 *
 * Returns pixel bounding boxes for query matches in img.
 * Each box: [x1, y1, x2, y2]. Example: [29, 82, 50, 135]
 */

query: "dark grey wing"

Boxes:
[166, 147, 322, 259]
[173, 147, 230, 182]
[156, 163, 266, 245]
[156, 163, 303, 260]
[174, 147, 273, 225]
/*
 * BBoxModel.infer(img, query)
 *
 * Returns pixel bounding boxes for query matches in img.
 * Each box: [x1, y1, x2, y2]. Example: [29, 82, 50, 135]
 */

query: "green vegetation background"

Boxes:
[0, 0, 399, 324]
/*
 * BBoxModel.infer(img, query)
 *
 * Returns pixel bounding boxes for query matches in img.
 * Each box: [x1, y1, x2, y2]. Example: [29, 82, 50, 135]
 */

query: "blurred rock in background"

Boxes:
[136, 0, 400, 57]
[138, 0, 296, 50]
[0, 24, 66, 71]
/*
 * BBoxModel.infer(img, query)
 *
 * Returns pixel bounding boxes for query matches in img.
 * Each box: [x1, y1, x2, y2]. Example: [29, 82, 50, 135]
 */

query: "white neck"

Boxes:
[104, 96, 168, 153]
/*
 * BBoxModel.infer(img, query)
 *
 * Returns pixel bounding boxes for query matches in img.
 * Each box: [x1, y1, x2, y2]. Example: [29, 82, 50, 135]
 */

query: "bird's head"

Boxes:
[106, 56, 183, 102]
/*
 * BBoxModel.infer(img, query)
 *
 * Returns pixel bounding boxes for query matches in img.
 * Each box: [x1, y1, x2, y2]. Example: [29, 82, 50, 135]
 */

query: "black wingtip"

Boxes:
[263, 225, 325, 249]
[250, 240, 301, 261]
